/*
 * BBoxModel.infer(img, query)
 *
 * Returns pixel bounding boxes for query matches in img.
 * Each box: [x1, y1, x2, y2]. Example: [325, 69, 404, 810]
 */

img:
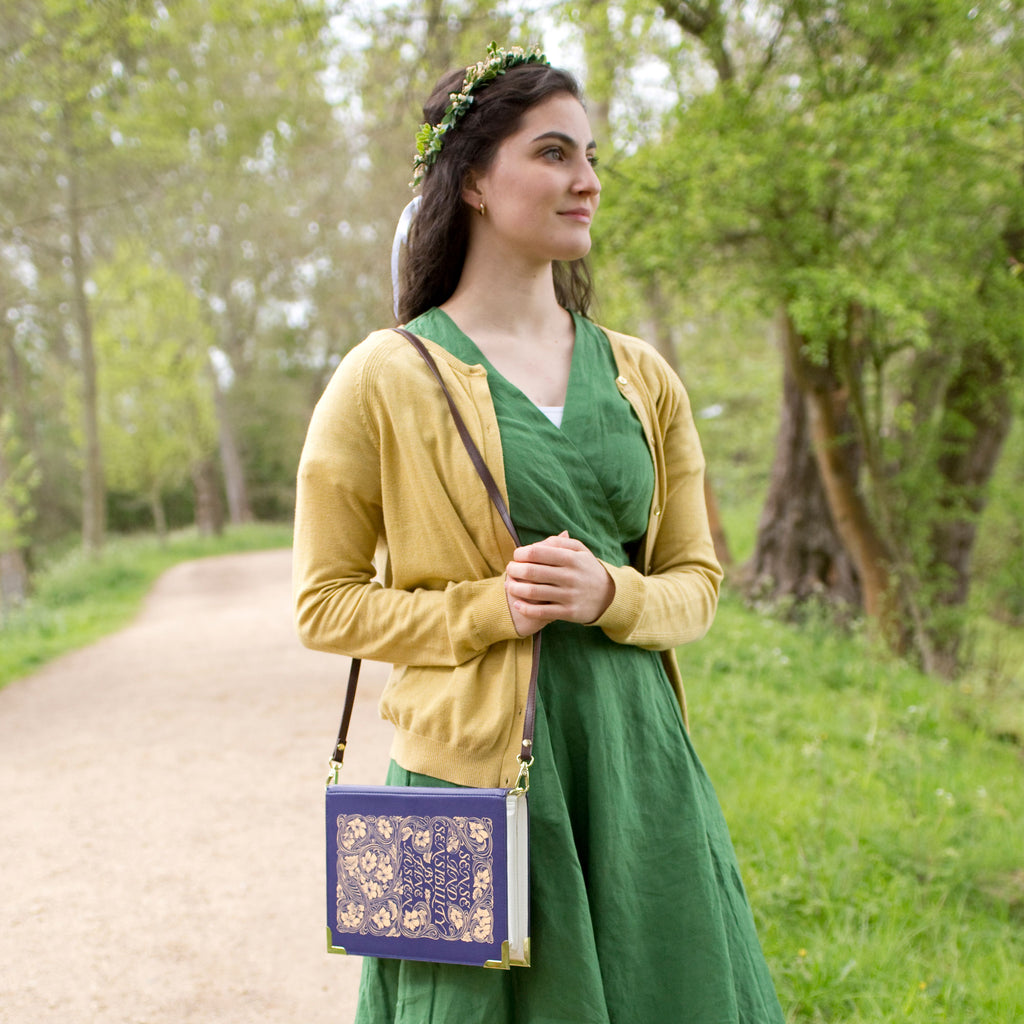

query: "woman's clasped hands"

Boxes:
[505, 530, 615, 636]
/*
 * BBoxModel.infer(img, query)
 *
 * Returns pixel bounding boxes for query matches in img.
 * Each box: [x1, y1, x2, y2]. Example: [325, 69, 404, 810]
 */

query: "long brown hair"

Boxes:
[398, 62, 595, 324]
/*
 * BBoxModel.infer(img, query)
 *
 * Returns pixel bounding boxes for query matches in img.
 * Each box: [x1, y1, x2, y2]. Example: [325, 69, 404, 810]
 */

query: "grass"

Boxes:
[681, 588, 1024, 1023]
[0, 522, 293, 690]
[960, 616, 1024, 745]
[3, 525, 1021, 1019]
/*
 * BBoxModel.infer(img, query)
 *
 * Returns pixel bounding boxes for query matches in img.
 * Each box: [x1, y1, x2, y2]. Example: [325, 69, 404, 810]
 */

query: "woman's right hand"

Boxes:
[505, 531, 615, 636]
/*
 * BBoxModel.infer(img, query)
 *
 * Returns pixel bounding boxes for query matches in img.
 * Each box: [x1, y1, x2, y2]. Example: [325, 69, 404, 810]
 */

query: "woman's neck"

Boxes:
[439, 253, 576, 407]
[440, 249, 569, 345]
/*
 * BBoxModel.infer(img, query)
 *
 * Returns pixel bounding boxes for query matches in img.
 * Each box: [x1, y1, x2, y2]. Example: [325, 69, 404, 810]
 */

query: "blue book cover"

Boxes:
[326, 785, 530, 969]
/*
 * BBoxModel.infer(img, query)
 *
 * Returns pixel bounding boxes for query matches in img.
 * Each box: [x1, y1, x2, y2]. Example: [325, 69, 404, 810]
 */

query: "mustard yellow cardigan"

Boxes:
[293, 325, 723, 788]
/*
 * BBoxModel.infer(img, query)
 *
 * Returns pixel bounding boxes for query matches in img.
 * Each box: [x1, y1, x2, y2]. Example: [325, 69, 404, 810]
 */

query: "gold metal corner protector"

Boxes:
[484, 940, 512, 970]
[483, 937, 531, 970]
[327, 927, 348, 956]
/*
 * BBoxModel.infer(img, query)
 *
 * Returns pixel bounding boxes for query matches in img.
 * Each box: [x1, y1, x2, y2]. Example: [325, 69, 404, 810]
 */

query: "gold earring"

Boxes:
[478, 201, 486, 216]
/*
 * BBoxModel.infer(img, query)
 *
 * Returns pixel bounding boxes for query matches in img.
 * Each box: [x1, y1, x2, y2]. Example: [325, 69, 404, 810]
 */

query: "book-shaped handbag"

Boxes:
[326, 784, 530, 968]
[324, 328, 537, 969]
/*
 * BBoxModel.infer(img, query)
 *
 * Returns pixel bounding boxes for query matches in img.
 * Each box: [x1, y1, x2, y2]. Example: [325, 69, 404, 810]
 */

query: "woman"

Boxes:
[294, 44, 785, 1024]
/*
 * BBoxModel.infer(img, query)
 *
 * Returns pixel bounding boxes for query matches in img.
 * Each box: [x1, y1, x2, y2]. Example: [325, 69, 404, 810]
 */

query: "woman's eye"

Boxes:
[588, 154, 600, 169]
[542, 147, 565, 161]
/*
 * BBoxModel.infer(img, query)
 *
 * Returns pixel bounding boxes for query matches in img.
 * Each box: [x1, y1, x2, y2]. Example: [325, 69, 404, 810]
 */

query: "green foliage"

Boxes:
[971, 416, 1024, 624]
[0, 523, 292, 688]
[92, 243, 218, 517]
[2, 0, 1022, 686]
[0, 412, 40, 554]
[680, 590, 1024, 1022]
[138, 0, 372, 529]
[1, 0, 345, 553]
[0, 274, 80, 546]
[228, 359, 316, 521]
[597, 0, 1024, 666]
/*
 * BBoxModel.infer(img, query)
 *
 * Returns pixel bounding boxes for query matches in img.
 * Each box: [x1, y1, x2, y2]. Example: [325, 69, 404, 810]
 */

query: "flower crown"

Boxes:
[412, 42, 549, 187]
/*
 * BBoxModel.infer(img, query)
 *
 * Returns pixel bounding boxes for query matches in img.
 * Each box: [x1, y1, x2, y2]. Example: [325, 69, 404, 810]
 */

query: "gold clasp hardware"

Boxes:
[327, 741, 347, 786]
[510, 755, 533, 795]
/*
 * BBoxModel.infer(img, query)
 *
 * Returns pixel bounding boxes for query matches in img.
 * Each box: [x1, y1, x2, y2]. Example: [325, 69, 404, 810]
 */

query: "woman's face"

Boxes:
[465, 92, 601, 267]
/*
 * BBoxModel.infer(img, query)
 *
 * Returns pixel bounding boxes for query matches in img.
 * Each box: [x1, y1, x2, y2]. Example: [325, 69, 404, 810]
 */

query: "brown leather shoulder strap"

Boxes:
[394, 328, 520, 544]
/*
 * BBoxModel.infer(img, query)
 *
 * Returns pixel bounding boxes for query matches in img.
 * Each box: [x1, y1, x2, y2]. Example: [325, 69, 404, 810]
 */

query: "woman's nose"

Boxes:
[575, 159, 601, 196]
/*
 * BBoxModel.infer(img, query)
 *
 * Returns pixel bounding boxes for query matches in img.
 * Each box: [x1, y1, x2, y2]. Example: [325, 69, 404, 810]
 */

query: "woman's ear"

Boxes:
[461, 171, 485, 213]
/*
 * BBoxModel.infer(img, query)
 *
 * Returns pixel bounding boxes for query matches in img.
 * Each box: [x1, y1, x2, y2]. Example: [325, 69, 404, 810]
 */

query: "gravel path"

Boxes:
[0, 548, 392, 1024]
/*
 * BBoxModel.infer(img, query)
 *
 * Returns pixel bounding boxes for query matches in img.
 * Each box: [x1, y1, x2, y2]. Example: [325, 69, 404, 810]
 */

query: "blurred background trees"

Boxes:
[1, 0, 1021, 681]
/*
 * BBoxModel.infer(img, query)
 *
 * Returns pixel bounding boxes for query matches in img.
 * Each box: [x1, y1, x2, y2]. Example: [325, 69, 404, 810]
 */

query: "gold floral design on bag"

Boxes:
[335, 813, 495, 943]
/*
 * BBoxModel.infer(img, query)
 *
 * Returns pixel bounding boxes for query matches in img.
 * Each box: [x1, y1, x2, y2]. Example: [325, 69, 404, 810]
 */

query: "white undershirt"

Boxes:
[538, 406, 564, 428]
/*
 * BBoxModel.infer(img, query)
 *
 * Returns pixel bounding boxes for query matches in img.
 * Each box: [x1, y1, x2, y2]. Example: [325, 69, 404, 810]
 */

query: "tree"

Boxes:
[92, 246, 217, 537]
[2, 0, 344, 549]
[1, 0, 168, 551]
[597, 0, 1024, 672]
[0, 412, 37, 612]
[548, 1, 735, 564]
[140, 0, 341, 523]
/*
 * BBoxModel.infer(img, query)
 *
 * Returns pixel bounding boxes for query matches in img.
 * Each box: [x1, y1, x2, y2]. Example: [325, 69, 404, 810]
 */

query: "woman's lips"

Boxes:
[559, 208, 592, 223]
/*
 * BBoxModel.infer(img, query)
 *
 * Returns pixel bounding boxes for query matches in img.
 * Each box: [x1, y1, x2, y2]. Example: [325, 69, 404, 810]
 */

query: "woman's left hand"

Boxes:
[505, 531, 615, 634]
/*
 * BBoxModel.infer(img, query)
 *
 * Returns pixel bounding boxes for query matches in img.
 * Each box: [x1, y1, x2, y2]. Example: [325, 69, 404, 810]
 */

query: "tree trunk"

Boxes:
[578, 0, 615, 149]
[191, 456, 225, 537]
[0, 549, 30, 613]
[660, 0, 736, 83]
[64, 116, 105, 553]
[0, 296, 32, 612]
[150, 488, 168, 541]
[209, 357, 252, 524]
[0, 439, 31, 613]
[925, 343, 1014, 675]
[746, 318, 859, 606]
[778, 311, 898, 625]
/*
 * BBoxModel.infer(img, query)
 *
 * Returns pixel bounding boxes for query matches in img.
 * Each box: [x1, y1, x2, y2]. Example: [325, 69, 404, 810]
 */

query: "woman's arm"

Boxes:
[502, 353, 721, 647]
[293, 339, 520, 666]
[592, 365, 723, 650]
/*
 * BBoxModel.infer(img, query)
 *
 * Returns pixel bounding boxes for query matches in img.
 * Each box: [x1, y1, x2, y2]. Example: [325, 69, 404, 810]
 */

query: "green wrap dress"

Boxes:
[353, 309, 784, 1024]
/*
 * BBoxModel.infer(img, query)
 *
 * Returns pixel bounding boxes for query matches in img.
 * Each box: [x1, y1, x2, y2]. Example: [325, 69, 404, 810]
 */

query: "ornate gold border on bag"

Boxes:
[335, 813, 496, 944]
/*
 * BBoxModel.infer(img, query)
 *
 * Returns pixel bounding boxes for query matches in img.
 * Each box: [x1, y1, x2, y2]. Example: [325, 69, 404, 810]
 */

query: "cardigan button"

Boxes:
[616, 375, 628, 386]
